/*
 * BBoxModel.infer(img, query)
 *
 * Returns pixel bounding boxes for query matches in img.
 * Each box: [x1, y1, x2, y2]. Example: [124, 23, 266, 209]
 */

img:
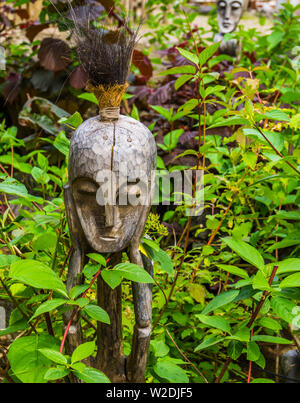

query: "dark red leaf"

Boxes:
[3, 72, 22, 104]
[38, 38, 70, 72]
[25, 22, 50, 42]
[69, 65, 88, 90]
[132, 49, 153, 82]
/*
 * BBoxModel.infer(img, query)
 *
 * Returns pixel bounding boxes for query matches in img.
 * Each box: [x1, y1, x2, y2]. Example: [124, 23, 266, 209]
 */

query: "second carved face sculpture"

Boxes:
[217, 0, 247, 34]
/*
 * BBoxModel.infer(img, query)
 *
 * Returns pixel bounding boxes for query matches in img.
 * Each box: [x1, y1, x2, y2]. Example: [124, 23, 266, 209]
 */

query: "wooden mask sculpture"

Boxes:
[214, 0, 248, 57]
[64, 17, 156, 382]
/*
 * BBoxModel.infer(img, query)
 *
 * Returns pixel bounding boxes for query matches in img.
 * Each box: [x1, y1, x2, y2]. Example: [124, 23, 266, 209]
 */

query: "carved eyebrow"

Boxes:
[76, 180, 98, 193]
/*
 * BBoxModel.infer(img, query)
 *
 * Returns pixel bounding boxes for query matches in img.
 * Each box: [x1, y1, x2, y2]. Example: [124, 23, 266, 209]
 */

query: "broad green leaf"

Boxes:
[39, 349, 68, 365]
[71, 341, 95, 364]
[160, 65, 196, 76]
[142, 243, 174, 275]
[202, 290, 239, 315]
[280, 273, 300, 288]
[77, 92, 98, 104]
[31, 298, 67, 320]
[251, 378, 275, 383]
[175, 74, 193, 90]
[44, 367, 70, 381]
[31, 167, 50, 185]
[53, 131, 70, 157]
[196, 314, 231, 333]
[83, 305, 110, 324]
[9, 259, 67, 297]
[8, 334, 60, 383]
[247, 341, 260, 361]
[0, 318, 29, 337]
[198, 42, 220, 66]
[176, 47, 199, 65]
[113, 263, 154, 284]
[251, 335, 291, 344]
[58, 111, 83, 129]
[87, 253, 106, 266]
[189, 284, 206, 304]
[208, 116, 250, 129]
[217, 264, 249, 279]
[258, 317, 282, 331]
[101, 269, 122, 289]
[153, 359, 189, 383]
[222, 237, 265, 271]
[271, 297, 296, 323]
[69, 284, 89, 300]
[73, 367, 110, 383]
[227, 340, 243, 360]
[195, 336, 224, 352]
[263, 110, 290, 122]
[150, 340, 170, 358]
[252, 271, 270, 291]
[277, 259, 300, 275]
[0, 254, 20, 268]
[229, 326, 251, 342]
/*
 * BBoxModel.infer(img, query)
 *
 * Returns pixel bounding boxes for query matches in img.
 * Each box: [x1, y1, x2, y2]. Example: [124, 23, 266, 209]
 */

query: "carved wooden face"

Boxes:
[217, 0, 246, 33]
[68, 115, 156, 253]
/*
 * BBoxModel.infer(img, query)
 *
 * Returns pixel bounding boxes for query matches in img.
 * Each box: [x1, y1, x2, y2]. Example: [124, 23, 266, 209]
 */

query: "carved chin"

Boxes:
[221, 22, 236, 33]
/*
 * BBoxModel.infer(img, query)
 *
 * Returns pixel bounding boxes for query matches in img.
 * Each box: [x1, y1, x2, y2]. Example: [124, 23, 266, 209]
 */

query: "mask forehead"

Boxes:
[69, 115, 156, 184]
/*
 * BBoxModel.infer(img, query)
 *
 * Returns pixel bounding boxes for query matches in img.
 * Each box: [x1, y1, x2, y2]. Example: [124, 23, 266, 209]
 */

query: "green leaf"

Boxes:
[39, 349, 68, 365]
[113, 263, 154, 284]
[160, 65, 196, 76]
[263, 110, 290, 122]
[73, 367, 110, 383]
[71, 341, 95, 364]
[196, 314, 231, 333]
[243, 151, 257, 169]
[202, 290, 239, 315]
[247, 341, 260, 361]
[217, 264, 249, 279]
[175, 74, 193, 90]
[31, 298, 66, 320]
[208, 116, 250, 129]
[252, 271, 270, 291]
[227, 340, 243, 360]
[280, 273, 300, 288]
[101, 269, 122, 289]
[195, 336, 224, 352]
[222, 237, 265, 271]
[58, 111, 83, 129]
[0, 254, 20, 268]
[83, 305, 110, 324]
[151, 105, 172, 121]
[251, 335, 292, 345]
[31, 167, 50, 185]
[8, 334, 60, 383]
[251, 378, 275, 383]
[258, 317, 282, 331]
[77, 92, 98, 104]
[86, 253, 107, 267]
[0, 318, 29, 337]
[271, 297, 296, 323]
[9, 259, 67, 297]
[229, 326, 251, 342]
[277, 259, 300, 275]
[189, 284, 206, 304]
[198, 42, 220, 66]
[150, 340, 170, 357]
[53, 131, 70, 157]
[176, 47, 199, 65]
[153, 359, 189, 383]
[44, 367, 70, 381]
[142, 242, 174, 275]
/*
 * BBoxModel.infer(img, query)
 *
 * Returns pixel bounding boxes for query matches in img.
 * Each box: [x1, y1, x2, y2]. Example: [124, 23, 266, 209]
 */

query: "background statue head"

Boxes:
[217, 0, 248, 34]
[67, 115, 157, 254]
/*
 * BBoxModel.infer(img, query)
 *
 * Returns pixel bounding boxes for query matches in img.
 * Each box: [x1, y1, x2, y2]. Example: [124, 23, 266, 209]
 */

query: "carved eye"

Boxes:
[218, 1, 226, 8]
[75, 180, 98, 195]
[232, 1, 242, 10]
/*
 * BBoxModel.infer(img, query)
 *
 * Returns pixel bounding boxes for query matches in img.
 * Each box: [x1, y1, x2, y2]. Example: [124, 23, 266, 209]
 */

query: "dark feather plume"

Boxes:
[68, 2, 138, 88]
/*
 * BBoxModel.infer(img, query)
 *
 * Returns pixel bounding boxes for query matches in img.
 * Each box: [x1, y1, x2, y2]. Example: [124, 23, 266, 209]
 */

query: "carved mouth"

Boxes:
[99, 236, 117, 241]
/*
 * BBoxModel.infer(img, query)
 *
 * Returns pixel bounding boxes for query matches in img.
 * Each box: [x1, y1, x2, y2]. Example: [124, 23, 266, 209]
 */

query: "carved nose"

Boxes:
[105, 204, 115, 227]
